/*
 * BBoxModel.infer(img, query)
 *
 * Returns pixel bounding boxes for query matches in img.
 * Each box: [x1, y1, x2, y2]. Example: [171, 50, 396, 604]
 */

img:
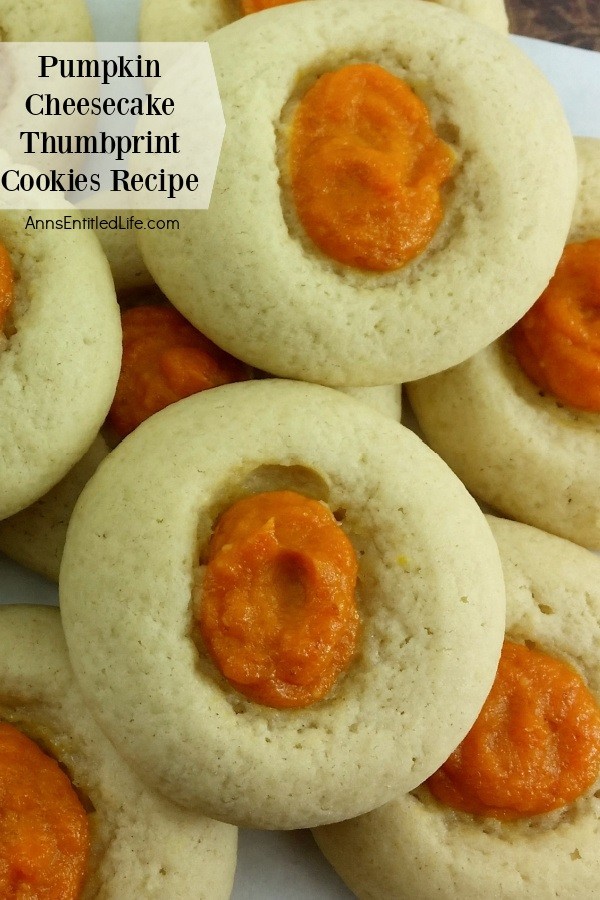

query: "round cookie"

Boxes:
[138, 0, 575, 387]
[0, 210, 121, 521]
[314, 516, 600, 900]
[59, 379, 505, 829]
[406, 136, 600, 548]
[0, 604, 237, 899]
[139, 0, 509, 43]
[0, 0, 93, 40]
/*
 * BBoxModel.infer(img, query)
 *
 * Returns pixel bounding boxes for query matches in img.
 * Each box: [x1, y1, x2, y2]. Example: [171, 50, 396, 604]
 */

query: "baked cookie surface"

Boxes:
[139, 0, 509, 43]
[59, 379, 504, 829]
[138, 0, 575, 386]
[95, 217, 153, 293]
[407, 136, 600, 548]
[0, 212, 121, 521]
[340, 384, 401, 420]
[313, 516, 600, 900]
[79, 196, 153, 293]
[0, 435, 110, 582]
[0, 604, 237, 899]
[0, 0, 93, 40]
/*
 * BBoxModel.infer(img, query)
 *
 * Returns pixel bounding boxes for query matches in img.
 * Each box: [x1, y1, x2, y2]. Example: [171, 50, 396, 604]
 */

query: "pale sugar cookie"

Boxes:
[340, 384, 401, 420]
[0, 0, 93, 41]
[0, 211, 121, 521]
[407, 137, 600, 548]
[0, 435, 110, 582]
[60, 379, 504, 829]
[0, 604, 237, 899]
[95, 217, 153, 293]
[138, 0, 575, 386]
[314, 516, 600, 900]
[80, 196, 153, 293]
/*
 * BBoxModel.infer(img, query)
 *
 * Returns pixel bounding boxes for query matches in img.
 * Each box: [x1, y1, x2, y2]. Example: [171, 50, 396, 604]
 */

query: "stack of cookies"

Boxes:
[1, 0, 599, 898]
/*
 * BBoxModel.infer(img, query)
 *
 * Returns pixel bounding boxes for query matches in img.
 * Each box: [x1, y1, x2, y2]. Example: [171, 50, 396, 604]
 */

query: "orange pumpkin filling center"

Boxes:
[196, 490, 360, 709]
[510, 239, 600, 412]
[426, 640, 600, 819]
[0, 242, 14, 334]
[288, 63, 454, 271]
[108, 305, 251, 438]
[0, 723, 89, 899]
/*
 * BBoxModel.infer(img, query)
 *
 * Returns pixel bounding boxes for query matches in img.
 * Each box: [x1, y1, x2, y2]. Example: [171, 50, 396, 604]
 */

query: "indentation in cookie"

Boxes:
[241, 463, 331, 500]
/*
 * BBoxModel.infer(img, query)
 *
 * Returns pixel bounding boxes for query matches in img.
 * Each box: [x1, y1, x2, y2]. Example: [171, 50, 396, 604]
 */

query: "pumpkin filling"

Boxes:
[0, 722, 89, 899]
[0, 242, 14, 336]
[241, 0, 299, 13]
[426, 640, 600, 819]
[510, 239, 600, 412]
[288, 63, 454, 271]
[195, 490, 360, 709]
[107, 304, 251, 438]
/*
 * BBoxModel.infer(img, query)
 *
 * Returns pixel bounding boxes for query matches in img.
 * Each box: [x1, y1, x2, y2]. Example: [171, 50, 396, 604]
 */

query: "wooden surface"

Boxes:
[505, 0, 599, 51]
